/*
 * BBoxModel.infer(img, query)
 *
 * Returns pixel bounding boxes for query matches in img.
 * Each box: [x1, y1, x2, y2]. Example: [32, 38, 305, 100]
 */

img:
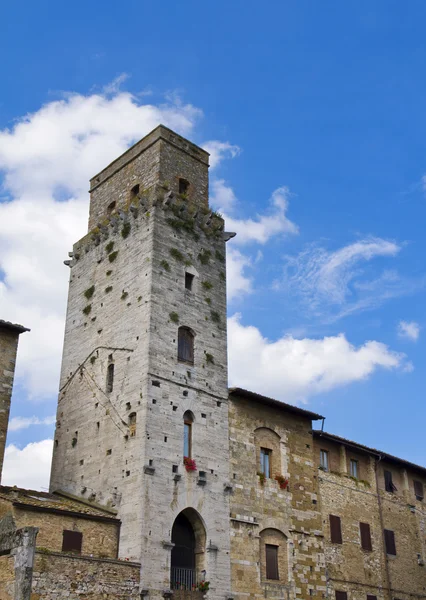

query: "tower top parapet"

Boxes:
[88, 125, 210, 230]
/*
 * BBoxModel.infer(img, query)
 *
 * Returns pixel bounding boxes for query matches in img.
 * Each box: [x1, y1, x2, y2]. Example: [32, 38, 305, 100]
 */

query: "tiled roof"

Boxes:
[313, 430, 426, 474]
[0, 486, 118, 521]
[228, 387, 324, 420]
[0, 320, 30, 334]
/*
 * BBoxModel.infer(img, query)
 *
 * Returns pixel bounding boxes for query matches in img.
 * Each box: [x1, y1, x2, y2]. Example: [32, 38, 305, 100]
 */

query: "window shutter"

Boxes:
[384, 529, 396, 555]
[360, 522, 372, 551]
[335, 592, 348, 600]
[265, 544, 279, 580]
[414, 480, 424, 500]
[62, 530, 83, 553]
[384, 470, 393, 492]
[329, 515, 342, 544]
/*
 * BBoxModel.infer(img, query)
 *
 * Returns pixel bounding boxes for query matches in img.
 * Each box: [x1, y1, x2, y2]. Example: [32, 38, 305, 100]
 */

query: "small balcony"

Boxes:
[171, 567, 197, 590]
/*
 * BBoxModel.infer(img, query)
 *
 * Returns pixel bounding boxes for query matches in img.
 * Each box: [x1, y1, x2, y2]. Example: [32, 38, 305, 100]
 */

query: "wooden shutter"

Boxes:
[335, 592, 347, 600]
[414, 480, 424, 500]
[265, 544, 279, 580]
[62, 530, 82, 554]
[329, 515, 342, 544]
[360, 522, 372, 551]
[178, 328, 194, 364]
[367, 596, 377, 600]
[384, 529, 396, 555]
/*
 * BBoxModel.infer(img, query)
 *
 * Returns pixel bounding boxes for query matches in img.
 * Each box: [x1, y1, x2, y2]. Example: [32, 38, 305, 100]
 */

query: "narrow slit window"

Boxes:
[320, 449, 329, 471]
[107, 201, 116, 215]
[185, 272, 194, 291]
[265, 544, 279, 580]
[62, 530, 83, 554]
[178, 327, 194, 364]
[384, 470, 396, 493]
[130, 184, 140, 198]
[128, 412, 136, 437]
[350, 459, 358, 478]
[183, 411, 193, 458]
[260, 448, 272, 478]
[106, 363, 114, 393]
[179, 178, 190, 195]
[414, 479, 424, 501]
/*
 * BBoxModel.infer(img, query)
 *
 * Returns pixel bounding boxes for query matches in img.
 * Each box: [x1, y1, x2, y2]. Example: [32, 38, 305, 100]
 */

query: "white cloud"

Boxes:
[211, 179, 238, 212]
[8, 415, 56, 432]
[202, 141, 241, 169]
[228, 314, 411, 403]
[213, 185, 299, 245]
[1, 439, 53, 491]
[398, 320, 420, 342]
[226, 248, 253, 301]
[281, 237, 407, 320]
[0, 88, 203, 399]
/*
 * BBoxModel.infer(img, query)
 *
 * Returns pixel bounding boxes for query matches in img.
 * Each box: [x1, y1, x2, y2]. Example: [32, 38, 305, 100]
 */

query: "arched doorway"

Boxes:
[171, 509, 206, 590]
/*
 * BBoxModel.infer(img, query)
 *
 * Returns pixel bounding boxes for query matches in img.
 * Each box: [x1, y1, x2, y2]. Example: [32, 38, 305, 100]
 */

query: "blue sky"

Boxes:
[1, 1, 426, 489]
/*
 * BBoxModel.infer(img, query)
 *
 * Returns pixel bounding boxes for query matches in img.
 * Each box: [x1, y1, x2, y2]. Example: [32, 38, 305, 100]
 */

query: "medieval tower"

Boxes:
[49, 126, 233, 597]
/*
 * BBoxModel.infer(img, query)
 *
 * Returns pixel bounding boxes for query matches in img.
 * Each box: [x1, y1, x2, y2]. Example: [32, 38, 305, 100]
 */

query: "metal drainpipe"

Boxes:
[374, 454, 392, 600]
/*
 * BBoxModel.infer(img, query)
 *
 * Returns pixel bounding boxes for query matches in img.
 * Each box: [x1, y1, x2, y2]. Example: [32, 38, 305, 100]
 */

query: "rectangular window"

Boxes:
[185, 272, 194, 291]
[260, 448, 272, 478]
[329, 514, 342, 544]
[265, 544, 279, 580]
[414, 479, 424, 501]
[320, 449, 329, 471]
[62, 530, 83, 554]
[350, 459, 358, 478]
[335, 592, 347, 600]
[360, 522, 372, 551]
[184, 421, 192, 458]
[106, 363, 114, 393]
[366, 596, 377, 600]
[384, 529, 396, 555]
[384, 469, 396, 493]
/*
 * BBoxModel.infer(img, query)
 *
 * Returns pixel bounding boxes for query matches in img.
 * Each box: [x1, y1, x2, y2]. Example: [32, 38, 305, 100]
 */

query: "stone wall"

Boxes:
[88, 125, 209, 230]
[313, 436, 426, 599]
[228, 394, 326, 599]
[0, 555, 15, 600]
[50, 129, 232, 598]
[0, 328, 20, 481]
[13, 508, 119, 559]
[31, 552, 140, 599]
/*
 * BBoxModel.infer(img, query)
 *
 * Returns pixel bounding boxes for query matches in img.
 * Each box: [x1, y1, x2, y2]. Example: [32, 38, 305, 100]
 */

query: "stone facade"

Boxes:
[0, 321, 29, 480]
[50, 126, 232, 599]
[1, 126, 425, 599]
[313, 432, 426, 600]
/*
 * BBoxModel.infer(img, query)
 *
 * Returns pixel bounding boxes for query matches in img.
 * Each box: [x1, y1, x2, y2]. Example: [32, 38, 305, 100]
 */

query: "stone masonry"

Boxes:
[50, 126, 232, 599]
[0, 321, 29, 481]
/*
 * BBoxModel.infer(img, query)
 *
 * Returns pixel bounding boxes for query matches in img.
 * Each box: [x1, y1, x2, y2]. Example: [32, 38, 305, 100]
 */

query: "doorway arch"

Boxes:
[171, 508, 206, 590]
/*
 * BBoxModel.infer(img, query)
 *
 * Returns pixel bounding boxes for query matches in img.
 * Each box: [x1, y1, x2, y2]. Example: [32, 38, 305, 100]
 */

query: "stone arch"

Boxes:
[171, 507, 206, 589]
[259, 527, 288, 583]
[254, 427, 281, 479]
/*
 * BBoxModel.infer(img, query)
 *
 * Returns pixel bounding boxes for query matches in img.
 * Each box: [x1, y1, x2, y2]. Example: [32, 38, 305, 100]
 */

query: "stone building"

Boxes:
[0, 126, 425, 600]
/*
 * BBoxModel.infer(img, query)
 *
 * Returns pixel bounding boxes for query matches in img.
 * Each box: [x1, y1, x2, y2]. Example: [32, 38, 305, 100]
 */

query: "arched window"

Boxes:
[178, 327, 194, 364]
[106, 363, 114, 393]
[254, 428, 281, 479]
[130, 184, 140, 198]
[128, 412, 136, 437]
[107, 201, 116, 216]
[259, 528, 288, 583]
[183, 411, 194, 458]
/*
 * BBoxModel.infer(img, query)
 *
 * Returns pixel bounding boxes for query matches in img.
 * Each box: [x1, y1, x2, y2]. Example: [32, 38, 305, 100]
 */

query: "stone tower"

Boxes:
[50, 125, 233, 598]
[0, 320, 29, 481]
